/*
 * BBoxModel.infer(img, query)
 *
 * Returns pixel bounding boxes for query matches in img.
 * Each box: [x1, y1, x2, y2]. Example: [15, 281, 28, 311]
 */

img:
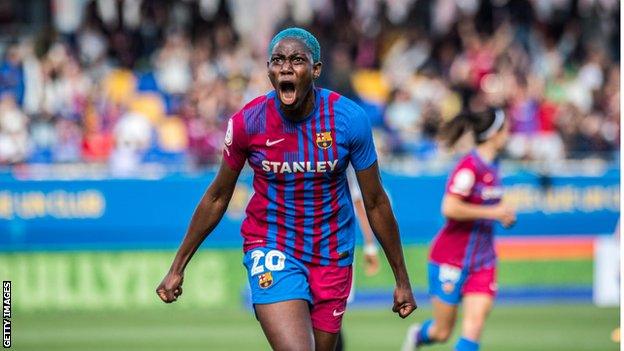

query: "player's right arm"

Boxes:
[157, 114, 247, 303]
[156, 162, 241, 303]
[442, 167, 515, 227]
[442, 195, 515, 227]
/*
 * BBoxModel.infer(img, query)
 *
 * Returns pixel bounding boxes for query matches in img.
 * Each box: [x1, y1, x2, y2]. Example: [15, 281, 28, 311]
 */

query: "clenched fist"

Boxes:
[156, 271, 184, 303]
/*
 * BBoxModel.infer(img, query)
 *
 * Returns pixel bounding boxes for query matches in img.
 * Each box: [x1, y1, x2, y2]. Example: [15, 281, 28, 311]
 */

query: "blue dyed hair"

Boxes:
[268, 27, 321, 63]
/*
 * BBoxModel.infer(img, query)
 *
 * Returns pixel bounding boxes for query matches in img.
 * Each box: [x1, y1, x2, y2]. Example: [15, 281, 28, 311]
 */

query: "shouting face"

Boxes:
[268, 38, 322, 113]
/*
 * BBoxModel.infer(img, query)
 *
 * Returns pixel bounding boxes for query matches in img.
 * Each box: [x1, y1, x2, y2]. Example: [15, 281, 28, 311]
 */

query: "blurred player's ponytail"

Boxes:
[440, 109, 501, 147]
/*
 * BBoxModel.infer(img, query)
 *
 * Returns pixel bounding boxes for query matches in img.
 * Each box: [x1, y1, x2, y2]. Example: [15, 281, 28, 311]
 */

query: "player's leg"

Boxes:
[454, 266, 497, 351]
[423, 263, 464, 343]
[334, 330, 344, 351]
[334, 262, 355, 351]
[403, 263, 463, 350]
[244, 248, 315, 350]
[307, 264, 353, 351]
[255, 300, 315, 351]
[313, 328, 339, 351]
[455, 294, 493, 351]
[427, 297, 459, 342]
[402, 297, 458, 350]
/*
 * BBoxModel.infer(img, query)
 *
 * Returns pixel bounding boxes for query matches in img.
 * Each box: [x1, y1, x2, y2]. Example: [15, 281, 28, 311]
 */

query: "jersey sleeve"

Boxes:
[348, 104, 378, 171]
[446, 163, 476, 200]
[222, 111, 248, 171]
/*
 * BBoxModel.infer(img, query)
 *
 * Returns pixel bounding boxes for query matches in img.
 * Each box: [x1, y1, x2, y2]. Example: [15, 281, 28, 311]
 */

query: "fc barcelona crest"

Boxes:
[316, 131, 333, 149]
[442, 282, 455, 294]
[258, 272, 273, 289]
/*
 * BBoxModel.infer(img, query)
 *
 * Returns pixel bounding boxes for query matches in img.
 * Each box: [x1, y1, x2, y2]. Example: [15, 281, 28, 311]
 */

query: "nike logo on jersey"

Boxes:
[261, 160, 338, 174]
[265, 138, 285, 147]
[332, 309, 345, 317]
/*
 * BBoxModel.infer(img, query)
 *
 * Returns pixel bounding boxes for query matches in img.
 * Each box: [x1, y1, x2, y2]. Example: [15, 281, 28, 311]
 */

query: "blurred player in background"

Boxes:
[402, 109, 516, 351]
[157, 27, 416, 351]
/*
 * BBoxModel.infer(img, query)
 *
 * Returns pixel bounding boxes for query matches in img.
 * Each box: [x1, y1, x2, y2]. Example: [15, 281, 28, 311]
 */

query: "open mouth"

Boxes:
[278, 81, 297, 106]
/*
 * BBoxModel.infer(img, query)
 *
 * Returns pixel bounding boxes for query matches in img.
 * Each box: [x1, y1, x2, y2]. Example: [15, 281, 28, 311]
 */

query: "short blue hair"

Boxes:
[268, 27, 321, 63]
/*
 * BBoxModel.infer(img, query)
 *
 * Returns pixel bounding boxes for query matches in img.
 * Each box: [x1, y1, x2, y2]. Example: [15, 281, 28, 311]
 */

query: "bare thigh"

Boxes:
[255, 299, 315, 351]
[461, 293, 494, 341]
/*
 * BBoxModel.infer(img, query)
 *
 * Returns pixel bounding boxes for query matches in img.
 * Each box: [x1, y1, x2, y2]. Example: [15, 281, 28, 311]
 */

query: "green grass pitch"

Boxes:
[14, 304, 618, 351]
[3, 247, 617, 350]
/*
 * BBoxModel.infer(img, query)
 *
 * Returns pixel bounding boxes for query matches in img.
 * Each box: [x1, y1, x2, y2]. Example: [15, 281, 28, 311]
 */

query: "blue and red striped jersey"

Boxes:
[223, 88, 377, 266]
[429, 150, 503, 271]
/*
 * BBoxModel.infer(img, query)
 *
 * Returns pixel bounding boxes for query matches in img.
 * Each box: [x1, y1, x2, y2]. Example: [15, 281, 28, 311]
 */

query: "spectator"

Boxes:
[0, 0, 617, 169]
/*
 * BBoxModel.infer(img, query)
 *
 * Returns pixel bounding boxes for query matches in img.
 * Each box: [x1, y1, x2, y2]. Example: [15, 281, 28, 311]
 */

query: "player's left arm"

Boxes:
[355, 163, 416, 318]
[345, 100, 415, 317]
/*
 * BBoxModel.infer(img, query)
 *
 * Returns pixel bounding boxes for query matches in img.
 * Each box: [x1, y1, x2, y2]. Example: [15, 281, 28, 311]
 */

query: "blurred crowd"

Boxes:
[0, 0, 619, 172]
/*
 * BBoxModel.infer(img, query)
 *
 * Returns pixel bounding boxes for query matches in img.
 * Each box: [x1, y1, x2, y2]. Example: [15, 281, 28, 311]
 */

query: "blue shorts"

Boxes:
[428, 262, 468, 305]
[242, 247, 353, 333]
[428, 262, 497, 305]
[243, 247, 312, 304]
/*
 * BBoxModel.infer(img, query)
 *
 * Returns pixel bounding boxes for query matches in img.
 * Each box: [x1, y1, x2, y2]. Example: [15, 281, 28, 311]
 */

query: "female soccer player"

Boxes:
[402, 109, 516, 351]
[156, 27, 416, 351]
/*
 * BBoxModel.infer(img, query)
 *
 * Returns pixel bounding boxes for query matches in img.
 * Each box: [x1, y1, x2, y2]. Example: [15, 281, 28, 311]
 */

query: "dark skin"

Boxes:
[155, 162, 240, 303]
[355, 162, 416, 318]
[156, 37, 416, 351]
[267, 38, 321, 122]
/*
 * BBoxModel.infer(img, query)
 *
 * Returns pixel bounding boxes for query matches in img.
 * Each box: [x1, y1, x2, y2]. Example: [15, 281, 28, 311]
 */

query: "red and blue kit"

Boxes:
[428, 150, 503, 304]
[224, 88, 377, 332]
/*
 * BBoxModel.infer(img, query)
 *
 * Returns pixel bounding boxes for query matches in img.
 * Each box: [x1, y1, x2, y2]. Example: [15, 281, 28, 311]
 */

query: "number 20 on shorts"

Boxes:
[250, 249, 286, 275]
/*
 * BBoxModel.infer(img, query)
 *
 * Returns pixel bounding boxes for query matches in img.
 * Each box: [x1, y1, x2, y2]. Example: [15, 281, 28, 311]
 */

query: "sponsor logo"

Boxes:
[481, 186, 504, 200]
[316, 131, 333, 149]
[332, 309, 345, 317]
[258, 272, 273, 289]
[265, 138, 285, 147]
[261, 160, 338, 174]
